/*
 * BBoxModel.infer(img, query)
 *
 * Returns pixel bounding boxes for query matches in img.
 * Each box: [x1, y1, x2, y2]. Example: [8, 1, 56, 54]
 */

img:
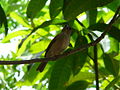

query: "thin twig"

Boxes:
[0, 6, 120, 65]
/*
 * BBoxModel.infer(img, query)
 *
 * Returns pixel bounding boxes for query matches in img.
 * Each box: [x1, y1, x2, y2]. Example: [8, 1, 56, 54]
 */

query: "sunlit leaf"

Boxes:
[67, 72, 95, 85]
[10, 12, 31, 28]
[105, 75, 120, 89]
[30, 40, 50, 54]
[2, 30, 30, 43]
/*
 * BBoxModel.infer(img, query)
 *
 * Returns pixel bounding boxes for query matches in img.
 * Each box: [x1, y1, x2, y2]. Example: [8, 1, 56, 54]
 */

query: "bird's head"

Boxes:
[62, 25, 72, 35]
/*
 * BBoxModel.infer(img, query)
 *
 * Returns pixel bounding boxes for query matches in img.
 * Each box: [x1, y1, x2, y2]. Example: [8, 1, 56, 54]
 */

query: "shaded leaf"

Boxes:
[103, 54, 119, 76]
[88, 23, 120, 42]
[108, 36, 119, 55]
[39, 18, 66, 28]
[107, 0, 120, 11]
[63, 0, 114, 20]
[66, 80, 89, 90]
[86, 8, 97, 25]
[49, 0, 63, 19]
[72, 35, 88, 75]
[27, 0, 48, 18]
[49, 56, 72, 90]
[0, 4, 8, 36]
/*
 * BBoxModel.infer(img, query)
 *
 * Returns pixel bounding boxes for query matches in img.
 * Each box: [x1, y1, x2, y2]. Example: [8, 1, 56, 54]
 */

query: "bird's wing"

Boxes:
[45, 33, 61, 57]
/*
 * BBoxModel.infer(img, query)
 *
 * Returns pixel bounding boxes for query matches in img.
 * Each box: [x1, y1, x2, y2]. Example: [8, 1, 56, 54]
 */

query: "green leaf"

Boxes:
[86, 8, 97, 25]
[8, 0, 19, 4]
[2, 30, 30, 43]
[63, 0, 114, 20]
[39, 18, 66, 28]
[10, 12, 31, 28]
[49, 56, 72, 90]
[72, 35, 88, 75]
[107, 0, 120, 11]
[22, 19, 66, 41]
[0, 4, 8, 36]
[27, 0, 48, 18]
[99, 67, 110, 76]
[88, 23, 120, 42]
[108, 36, 119, 54]
[16, 63, 47, 86]
[17, 37, 31, 56]
[114, 54, 120, 61]
[67, 72, 95, 85]
[103, 54, 119, 76]
[30, 40, 50, 54]
[66, 81, 89, 90]
[49, 0, 63, 19]
[105, 75, 120, 89]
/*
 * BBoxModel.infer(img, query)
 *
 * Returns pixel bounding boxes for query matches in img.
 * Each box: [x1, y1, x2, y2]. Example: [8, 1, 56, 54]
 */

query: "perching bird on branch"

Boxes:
[36, 25, 72, 72]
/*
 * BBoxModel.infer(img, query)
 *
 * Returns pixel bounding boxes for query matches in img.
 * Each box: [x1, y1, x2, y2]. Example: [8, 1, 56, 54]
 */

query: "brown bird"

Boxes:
[36, 25, 72, 72]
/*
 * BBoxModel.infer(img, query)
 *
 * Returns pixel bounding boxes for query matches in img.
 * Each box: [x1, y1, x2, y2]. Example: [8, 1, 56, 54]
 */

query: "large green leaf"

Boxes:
[67, 72, 95, 85]
[86, 8, 97, 25]
[107, 0, 120, 11]
[72, 35, 88, 75]
[66, 81, 89, 90]
[29, 40, 50, 54]
[17, 33, 40, 56]
[88, 23, 120, 42]
[103, 54, 119, 76]
[108, 36, 119, 54]
[63, 0, 114, 20]
[27, 0, 48, 18]
[1, 30, 30, 43]
[0, 4, 8, 36]
[48, 56, 73, 90]
[49, 0, 63, 19]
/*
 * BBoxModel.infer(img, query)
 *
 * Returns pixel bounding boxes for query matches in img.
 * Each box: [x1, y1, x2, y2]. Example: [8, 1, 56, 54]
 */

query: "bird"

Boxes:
[36, 25, 72, 72]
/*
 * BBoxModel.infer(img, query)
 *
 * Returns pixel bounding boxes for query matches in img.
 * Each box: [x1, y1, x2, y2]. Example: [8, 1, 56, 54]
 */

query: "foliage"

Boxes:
[0, 0, 120, 90]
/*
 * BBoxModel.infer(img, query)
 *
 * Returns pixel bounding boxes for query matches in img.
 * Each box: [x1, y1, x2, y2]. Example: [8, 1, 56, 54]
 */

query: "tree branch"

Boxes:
[0, 6, 120, 65]
[93, 45, 99, 90]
